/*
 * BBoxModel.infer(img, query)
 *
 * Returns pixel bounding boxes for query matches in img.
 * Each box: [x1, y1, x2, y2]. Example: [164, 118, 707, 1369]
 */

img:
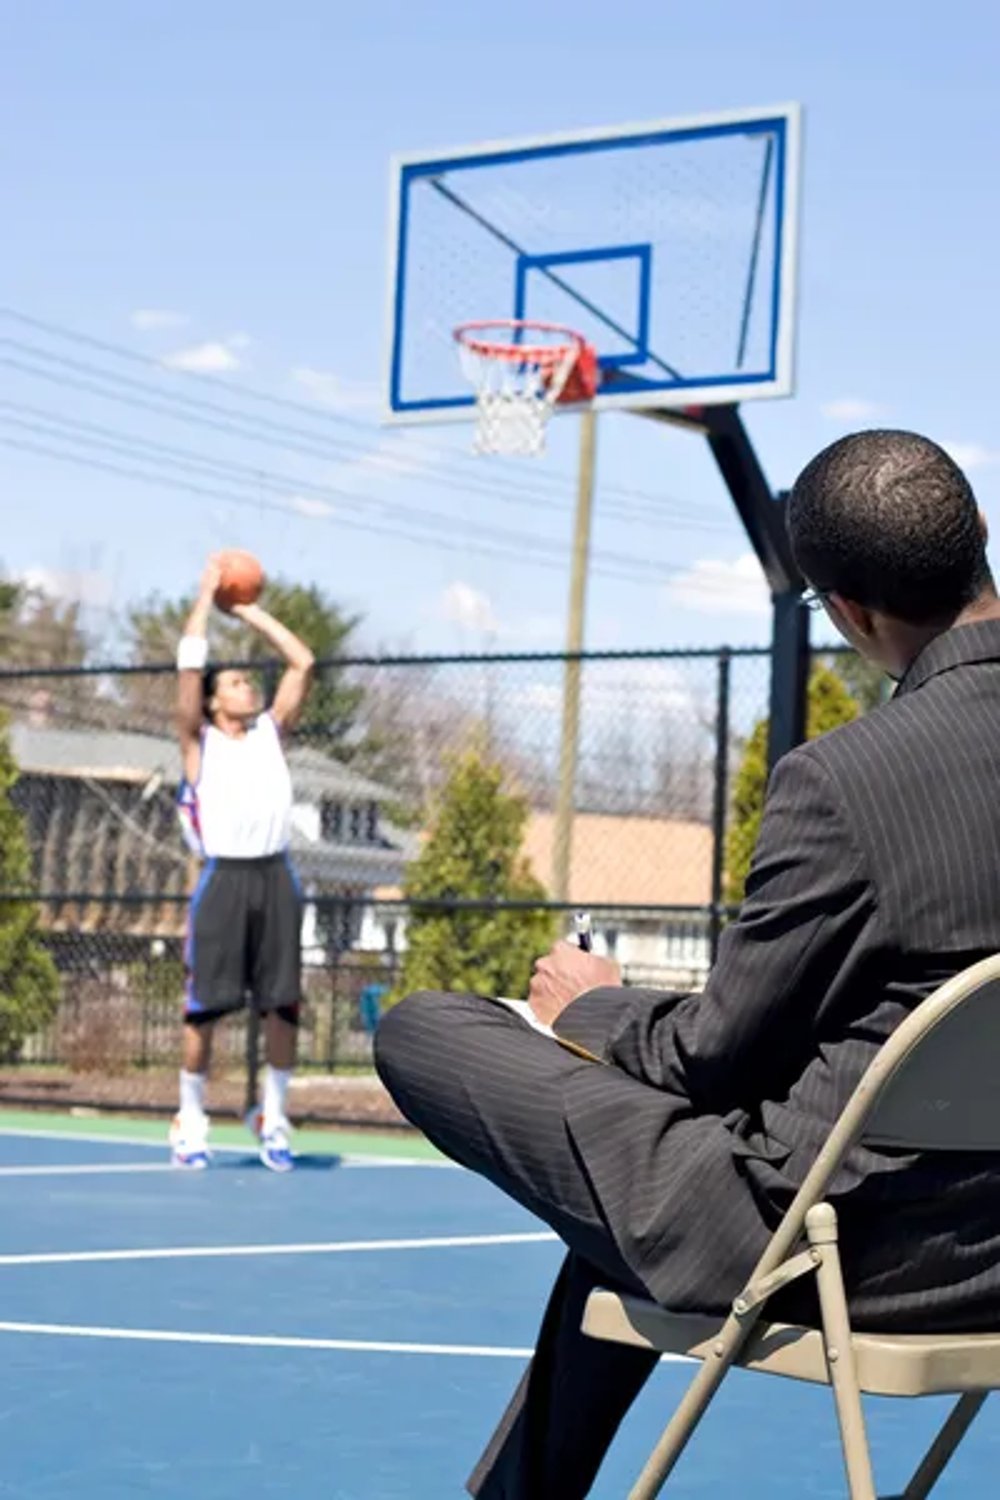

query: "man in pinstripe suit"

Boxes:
[377, 429, 1000, 1498]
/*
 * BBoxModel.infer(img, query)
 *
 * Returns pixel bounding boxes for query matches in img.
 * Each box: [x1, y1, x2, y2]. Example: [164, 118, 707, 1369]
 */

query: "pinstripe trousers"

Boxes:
[375, 989, 732, 1499]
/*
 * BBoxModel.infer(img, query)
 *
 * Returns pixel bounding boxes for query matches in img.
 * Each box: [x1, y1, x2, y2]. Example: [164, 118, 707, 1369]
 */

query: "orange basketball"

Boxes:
[215, 549, 264, 610]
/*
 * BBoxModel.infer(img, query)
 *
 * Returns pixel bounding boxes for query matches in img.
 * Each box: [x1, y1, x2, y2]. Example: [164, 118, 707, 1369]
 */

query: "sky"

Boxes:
[4, 0, 1000, 661]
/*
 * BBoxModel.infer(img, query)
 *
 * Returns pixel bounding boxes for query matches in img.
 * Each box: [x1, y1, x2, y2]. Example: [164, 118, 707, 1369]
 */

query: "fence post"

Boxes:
[709, 648, 732, 967]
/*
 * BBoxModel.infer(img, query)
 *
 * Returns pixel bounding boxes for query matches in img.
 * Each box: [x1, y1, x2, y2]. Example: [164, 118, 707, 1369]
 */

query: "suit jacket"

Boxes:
[554, 619, 1000, 1330]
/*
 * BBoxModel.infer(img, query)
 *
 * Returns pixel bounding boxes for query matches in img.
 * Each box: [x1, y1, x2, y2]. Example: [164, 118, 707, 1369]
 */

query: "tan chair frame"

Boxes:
[582, 955, 1000, 1499]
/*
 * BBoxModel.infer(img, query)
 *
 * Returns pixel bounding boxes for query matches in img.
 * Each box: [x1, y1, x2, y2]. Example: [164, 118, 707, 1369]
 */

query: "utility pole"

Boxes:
[552, 410, 597, 900]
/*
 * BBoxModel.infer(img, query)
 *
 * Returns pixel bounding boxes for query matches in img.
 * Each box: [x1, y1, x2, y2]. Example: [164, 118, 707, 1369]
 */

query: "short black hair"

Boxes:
[202, 666, 221, 723]
[788, 429, 991, 624]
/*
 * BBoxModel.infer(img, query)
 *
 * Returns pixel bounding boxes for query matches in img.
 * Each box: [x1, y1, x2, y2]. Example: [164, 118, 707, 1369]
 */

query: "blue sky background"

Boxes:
[3, 0, 1000, 659]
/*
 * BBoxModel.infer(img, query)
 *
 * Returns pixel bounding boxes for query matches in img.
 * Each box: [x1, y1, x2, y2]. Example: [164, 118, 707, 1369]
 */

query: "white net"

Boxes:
[457, 328, 581, 457]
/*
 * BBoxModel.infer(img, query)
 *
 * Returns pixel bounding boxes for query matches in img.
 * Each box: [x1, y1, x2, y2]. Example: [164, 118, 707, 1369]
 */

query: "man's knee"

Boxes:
[374, 989, 452, 1093]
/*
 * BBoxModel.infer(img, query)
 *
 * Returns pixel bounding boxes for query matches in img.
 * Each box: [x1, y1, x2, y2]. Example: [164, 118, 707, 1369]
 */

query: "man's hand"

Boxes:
[528, 942, 621, 1028]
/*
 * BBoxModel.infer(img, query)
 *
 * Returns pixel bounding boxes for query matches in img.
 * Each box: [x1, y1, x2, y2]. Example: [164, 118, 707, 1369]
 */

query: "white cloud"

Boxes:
[665, 553, 769, 618]
[162, 340, 244, 374]
[21, 566, 114, 609]
[287, 495, 334, 520]
[820, 397, 882, 423]
[941, 441, 1000, 472]
[130, 308, 190, 332]
[292, 366, 382, 414]
[440, 581, 499, 635]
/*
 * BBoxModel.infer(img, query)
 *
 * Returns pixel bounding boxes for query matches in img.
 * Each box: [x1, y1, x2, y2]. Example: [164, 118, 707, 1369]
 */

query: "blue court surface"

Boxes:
[0, 1125, 996, 1498]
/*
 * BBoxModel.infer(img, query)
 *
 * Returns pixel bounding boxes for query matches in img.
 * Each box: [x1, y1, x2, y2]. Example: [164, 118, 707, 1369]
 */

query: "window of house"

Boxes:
[321, 800, 344, 841]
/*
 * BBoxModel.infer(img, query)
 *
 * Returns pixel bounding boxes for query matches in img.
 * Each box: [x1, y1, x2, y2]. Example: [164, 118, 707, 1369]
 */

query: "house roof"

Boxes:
[520, 810, 712, 907]
[373, 810, 712, 908]
[8, 723, 396, 803]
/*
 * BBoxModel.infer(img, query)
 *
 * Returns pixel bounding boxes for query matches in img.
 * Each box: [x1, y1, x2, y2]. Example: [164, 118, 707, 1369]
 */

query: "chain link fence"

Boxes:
[0, 645, 862, 1123]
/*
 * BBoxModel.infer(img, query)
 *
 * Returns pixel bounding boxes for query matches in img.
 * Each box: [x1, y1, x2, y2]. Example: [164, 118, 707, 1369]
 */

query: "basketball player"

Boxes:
[170, 556, 315, 1171]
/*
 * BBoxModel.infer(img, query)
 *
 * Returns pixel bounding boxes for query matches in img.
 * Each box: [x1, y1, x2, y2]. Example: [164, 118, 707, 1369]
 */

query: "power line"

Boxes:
[1, 406, 767, 598]
[0, 392, 728, 538]
[0, 410, 688, 576]
[1, 409, 768, 605]
[2, 348, 730, 537]
[0, 431, 701, 588]
[0, 309, 765, 603]
[0, 306, 731, 521]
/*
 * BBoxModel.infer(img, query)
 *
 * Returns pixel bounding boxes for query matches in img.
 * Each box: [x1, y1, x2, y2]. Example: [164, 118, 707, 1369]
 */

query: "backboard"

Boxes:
[384, 103, 801, 424]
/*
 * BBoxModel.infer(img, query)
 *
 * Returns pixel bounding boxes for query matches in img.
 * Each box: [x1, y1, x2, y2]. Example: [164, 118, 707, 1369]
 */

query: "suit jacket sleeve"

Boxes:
[553, 745, 878, 1115]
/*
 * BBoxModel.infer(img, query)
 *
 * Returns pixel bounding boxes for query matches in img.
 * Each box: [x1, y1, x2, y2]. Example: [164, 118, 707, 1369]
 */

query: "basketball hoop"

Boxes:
[454, 320, 598, 456]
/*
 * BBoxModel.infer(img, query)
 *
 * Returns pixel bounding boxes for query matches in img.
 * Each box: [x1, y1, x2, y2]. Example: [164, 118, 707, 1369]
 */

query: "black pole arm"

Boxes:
[640, 401, 810, 769]
[640, 403, 803, 594]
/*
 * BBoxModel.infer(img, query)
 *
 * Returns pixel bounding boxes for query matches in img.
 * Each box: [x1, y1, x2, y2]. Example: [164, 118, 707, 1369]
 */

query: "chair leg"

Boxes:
[807, 1204, 878, 1500]
[626, 1309, 752, 1500]
[895, 1391, 987, 1500]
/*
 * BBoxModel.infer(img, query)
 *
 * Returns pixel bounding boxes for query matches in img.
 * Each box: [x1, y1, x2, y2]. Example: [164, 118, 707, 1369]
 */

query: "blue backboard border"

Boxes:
[384, 102, 802, 424]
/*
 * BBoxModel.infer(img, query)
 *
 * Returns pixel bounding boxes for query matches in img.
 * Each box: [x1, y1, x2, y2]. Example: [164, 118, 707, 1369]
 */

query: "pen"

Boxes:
[573, 910, 593, 953]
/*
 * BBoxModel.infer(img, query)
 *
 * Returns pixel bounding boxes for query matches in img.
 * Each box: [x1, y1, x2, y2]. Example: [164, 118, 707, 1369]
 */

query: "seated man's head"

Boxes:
[788, 430, 996, 677]
[202, 666, 260, 727]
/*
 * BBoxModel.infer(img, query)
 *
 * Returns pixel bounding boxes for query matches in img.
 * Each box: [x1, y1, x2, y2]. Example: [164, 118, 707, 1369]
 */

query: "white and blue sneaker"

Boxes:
[245, 1106, 294, 1172]
[169, 1109, 210, 1170]
[260, 1119, 294, 1173]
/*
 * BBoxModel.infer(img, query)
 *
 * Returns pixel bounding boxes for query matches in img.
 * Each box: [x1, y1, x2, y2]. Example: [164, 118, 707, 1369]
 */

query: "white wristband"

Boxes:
[177, 635, 209, 672]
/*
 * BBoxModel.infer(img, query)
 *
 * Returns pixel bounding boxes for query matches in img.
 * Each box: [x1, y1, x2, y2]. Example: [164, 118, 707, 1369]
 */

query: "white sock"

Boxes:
[262, 1066, 292, 1132]
[180, 1070, 206, 1118]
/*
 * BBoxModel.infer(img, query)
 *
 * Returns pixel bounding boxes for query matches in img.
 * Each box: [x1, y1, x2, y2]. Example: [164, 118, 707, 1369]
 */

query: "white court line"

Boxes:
[0, 1320, 535, 1357]
[0, 1319, 689, 1363]
[0, 1126, 452, 1168]
[0, 1158, 443, 1176]
[0, 1230, 559, 1267]
[0, 1163, 178, 1178]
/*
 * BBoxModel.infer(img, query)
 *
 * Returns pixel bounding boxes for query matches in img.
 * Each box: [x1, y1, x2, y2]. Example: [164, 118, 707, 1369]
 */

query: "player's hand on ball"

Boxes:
[199, 555, 223, 602]
[528, 943, 621, 1027]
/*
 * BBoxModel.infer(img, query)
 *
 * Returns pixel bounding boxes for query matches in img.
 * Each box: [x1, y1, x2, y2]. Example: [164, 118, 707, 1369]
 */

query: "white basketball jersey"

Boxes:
[177, 712, 292, 859]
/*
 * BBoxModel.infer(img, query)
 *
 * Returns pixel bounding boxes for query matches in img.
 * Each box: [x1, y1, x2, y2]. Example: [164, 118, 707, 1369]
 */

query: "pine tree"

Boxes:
[392, 747, 557, 1003]
[828, 650, 891, 712]
[724, 664, 860, 904]
[0, 716, 60, 1060]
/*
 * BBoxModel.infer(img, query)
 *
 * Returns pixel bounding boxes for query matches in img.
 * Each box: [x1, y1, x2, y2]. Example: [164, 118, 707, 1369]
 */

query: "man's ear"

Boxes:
[826, 593, 875, 639]
[979, 509, 989, 546]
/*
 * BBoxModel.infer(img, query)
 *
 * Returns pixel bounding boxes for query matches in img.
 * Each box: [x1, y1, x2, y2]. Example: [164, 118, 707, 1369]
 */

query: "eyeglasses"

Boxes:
[801, 588, 829, 612]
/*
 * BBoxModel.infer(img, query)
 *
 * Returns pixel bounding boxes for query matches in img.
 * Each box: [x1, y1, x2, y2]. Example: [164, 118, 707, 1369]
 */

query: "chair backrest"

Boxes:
[860, 961, 1000, 1151]
[743, 957, 1000, 1288]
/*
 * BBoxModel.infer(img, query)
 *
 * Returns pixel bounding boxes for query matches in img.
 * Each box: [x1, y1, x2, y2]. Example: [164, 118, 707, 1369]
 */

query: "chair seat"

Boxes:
[583, 1291, 1000, 1397]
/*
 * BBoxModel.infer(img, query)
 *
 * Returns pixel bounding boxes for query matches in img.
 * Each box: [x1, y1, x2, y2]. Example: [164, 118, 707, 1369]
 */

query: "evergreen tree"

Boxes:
[0, 716, 60, 1060]
[724, 664, 860, 904]
[393, 747, 557, 1003]
[828, 650, 891, 712]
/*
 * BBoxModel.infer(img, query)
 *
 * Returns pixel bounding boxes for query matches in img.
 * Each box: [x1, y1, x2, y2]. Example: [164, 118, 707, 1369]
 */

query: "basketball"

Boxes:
[214, 549, 264, 610]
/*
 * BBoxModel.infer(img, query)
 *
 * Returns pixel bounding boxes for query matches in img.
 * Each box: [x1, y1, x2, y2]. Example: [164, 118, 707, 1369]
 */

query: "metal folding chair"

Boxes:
[582, 955, 1000, 1499]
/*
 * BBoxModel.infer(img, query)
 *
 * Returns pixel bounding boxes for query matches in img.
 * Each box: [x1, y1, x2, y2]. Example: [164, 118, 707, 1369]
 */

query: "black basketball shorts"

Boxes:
[183, 853, 303, 1021]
